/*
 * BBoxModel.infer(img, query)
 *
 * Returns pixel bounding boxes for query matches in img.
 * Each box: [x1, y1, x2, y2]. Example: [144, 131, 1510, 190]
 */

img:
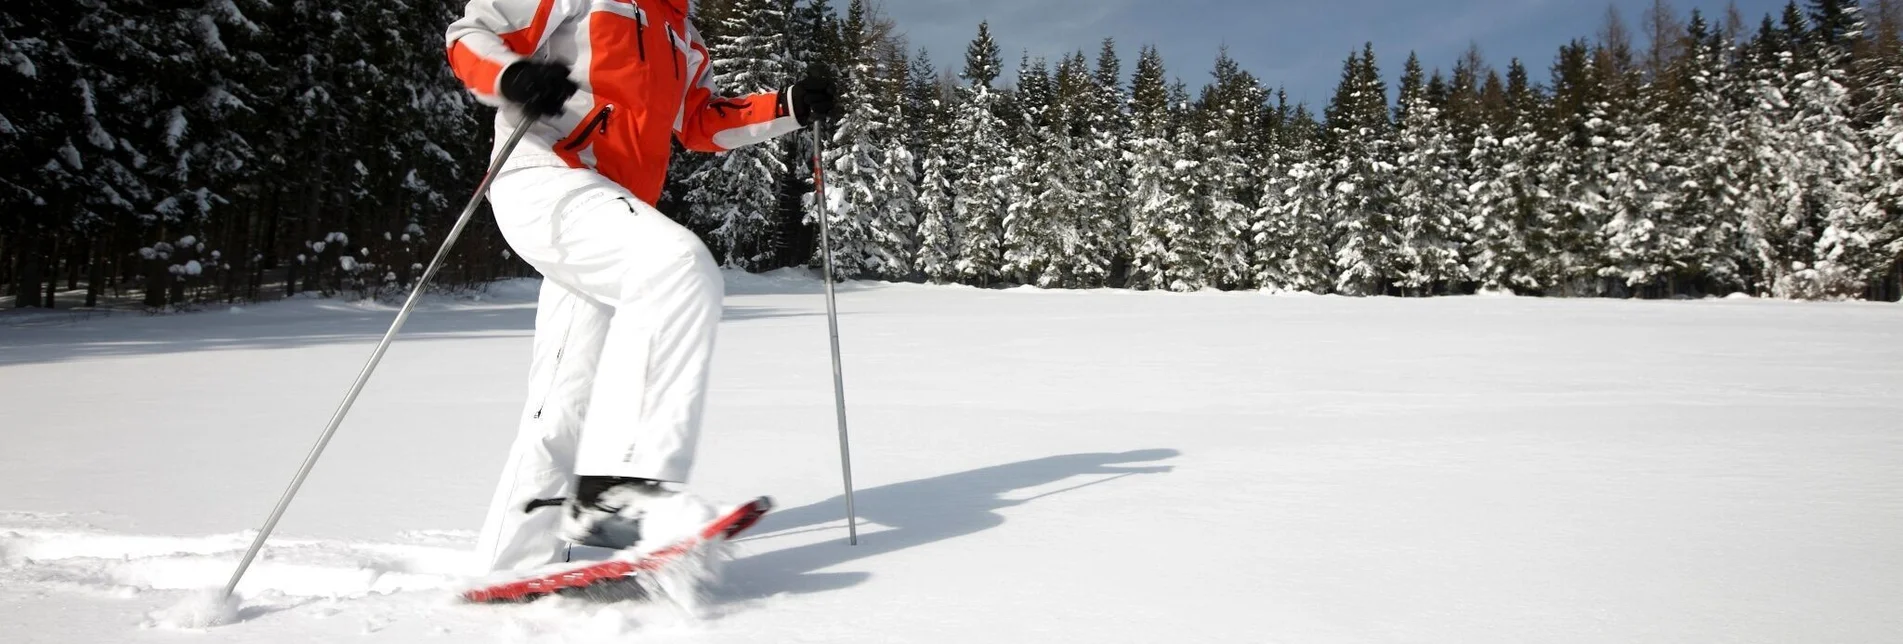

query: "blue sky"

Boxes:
[880, 0, 1795, 107]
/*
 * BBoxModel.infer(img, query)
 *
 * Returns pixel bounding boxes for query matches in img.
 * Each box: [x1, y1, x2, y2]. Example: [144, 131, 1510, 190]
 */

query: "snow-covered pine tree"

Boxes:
[1797, 1, 1884, 297]
[1861, 2, 1903, 299]
[1543, 40, 1618, 295]
[950, 21, 1010, 286]
[907, 49, 959, 284]
[1075, 39, 1129, 288]
[1163, 81, 1212, 292]
[788, 0, 840, 83]
[0, 0, 88, 308]
[1252, 101, 1334, 293]
[1041, 52, 1095, 287]
[1595, 9, 1730, 297]
[1122, 45, 1176, 291]
[685, 0, 793, 271]
[1731, 14, 1788, 293]
[1598, 88, 1677, 295]
[1739, 6, 1873, 298]
[1871, 73, 1903, 297]
[1391, 53, 1466, 294]
[813, 0, 911, 279]
[1325, 45, 1402, 296]
[1671, 11, 1750, 294]
[1002, 54, 1058, 285]
[873, 42, 920, 280]
[1189, 48, 1261, 290]
[1467, 59, 1552, 294]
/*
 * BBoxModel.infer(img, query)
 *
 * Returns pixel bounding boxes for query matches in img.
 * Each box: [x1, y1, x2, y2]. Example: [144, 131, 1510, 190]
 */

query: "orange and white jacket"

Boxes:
[446, 0, 801, 205]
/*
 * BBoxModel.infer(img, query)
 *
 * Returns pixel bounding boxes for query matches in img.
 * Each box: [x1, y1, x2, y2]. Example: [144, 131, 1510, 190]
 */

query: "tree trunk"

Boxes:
[143, 237, 169, 309]
[3, 231, 16, 300]
[86, 244, 102, 308]
[66, 244, 79, 291]
[16, 228, 40, 308]
[43, 233, 61, 308]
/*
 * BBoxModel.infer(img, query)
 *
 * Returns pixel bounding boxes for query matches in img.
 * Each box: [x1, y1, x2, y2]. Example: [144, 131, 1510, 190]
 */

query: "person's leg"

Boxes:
[568, 213, 724, 483]
[484, 166, 725, 553]
[473, 278, 612, 573]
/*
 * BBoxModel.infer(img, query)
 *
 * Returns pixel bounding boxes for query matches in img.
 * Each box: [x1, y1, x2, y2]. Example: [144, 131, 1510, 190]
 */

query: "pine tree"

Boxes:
[908, 49, 958, 284]
[1391, 53, 1465, 294]
[1189, 48, 1261, 290]
[1325, 44, 1402, 295]
[867, 40, 919, 279]
[1252, 101, 1333, 292]
[1123, 46, 1176, 291]
[950, 21, 1009, 285]
[1042, 52, 1095, 287]
[1807, 0, 1864, 55]
[0, 0, 86, 307]
[1599, 85, 1678, 293]
[1075, 39, 1128, 288]
[1163, 81, 1211, 292]
[1870, 72, 1903, 296]
[1675, 12, 1750, 293]
[814, 0, 913, 279]
[685, 0, 795, 271]
[1799, 5, 1884, 297]
[1002, 55, 1058, 284]
[1545, 40, 1619, 295]
[1466, 59, 1549, 294]
[1741, 5, 1874, 298]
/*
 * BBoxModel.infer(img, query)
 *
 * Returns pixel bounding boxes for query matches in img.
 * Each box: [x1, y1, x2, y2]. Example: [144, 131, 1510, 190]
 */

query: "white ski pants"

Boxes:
[474, 166, 724, 573]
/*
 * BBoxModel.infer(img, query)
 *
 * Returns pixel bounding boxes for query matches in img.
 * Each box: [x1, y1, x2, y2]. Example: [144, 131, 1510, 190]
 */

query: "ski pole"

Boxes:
[810, 121, 860, 546]
[220, 117, 536, 600]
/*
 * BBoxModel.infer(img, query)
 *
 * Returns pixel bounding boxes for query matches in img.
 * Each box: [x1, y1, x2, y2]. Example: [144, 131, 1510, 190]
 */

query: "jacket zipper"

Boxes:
[667, 30, 682, 79]
[635, 10, 647, 61]
[563, 105, 614, 151]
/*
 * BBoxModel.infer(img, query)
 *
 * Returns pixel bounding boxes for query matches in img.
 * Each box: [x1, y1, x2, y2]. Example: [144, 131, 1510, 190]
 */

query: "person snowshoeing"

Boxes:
[445, 0, 837, 573]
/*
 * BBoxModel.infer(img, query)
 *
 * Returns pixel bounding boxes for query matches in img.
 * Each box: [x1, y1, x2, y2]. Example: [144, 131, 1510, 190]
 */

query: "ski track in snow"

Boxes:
[0, 513, 742, 642]
[2, 271, 1901, 643]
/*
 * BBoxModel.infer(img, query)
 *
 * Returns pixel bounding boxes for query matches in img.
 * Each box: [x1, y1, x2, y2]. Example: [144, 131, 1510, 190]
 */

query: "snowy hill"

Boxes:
[2, 272, 1900, 643]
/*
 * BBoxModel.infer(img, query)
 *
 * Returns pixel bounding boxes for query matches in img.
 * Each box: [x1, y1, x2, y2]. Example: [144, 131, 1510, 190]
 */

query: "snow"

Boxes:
[163, 109, 189, 150]
[1, 273, 1900, 643]
[195, 15, 227, 56]
[57, 141, 83, 171]
[10, 49, 36, 78]
[147, 589, 241, 630]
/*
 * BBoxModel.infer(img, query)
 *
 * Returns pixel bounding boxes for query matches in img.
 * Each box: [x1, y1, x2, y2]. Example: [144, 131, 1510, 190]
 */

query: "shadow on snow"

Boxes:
[0, 304, 820, 367]
[720, 449, 1180, 601]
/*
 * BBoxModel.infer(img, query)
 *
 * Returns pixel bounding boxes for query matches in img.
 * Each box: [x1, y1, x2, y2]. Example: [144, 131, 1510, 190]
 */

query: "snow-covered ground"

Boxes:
[2, 272, 1900, 643]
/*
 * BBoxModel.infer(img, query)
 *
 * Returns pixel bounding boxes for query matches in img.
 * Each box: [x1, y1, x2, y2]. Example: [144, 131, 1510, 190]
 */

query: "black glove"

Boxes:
[499, 60, 579, 118]
[785, 76, 839, 126]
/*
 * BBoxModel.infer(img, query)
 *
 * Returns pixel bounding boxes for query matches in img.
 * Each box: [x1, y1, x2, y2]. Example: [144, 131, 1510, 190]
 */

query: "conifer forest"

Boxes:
[3, 0, 1901, 309]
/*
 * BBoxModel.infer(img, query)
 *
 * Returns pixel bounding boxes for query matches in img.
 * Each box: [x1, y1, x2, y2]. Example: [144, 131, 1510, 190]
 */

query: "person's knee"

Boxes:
[615, 226, 722, 306]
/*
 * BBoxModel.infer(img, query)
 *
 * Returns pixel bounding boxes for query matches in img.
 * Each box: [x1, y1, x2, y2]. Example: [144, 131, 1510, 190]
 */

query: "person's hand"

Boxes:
[785, 76, 840, 126]
[499, 60, 579, 119]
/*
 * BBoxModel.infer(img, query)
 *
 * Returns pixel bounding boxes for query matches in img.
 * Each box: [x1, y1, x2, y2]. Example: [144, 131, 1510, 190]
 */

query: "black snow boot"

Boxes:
[559, 476, 677, 550]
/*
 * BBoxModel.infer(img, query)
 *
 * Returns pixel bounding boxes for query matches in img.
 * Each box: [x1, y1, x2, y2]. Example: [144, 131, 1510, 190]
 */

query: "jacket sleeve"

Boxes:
[445, 0, 577, 106]
[674, 24, 804, 153]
